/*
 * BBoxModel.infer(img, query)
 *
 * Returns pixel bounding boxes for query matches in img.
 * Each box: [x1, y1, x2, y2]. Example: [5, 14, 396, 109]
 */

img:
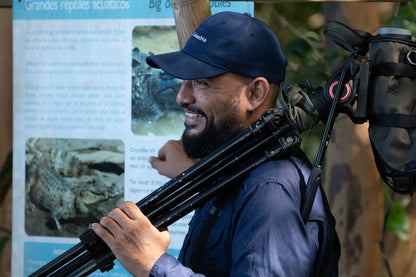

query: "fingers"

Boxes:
[92, 210, 123, 243]
[148, 156, 173, 178]
[117, 201, 142, 221]
[93, 202, 147, 238]
[149, 140, 174, 164]
[148, 156, 163, 172]
[91, 222, 112, 241]
[148, 142, 169, 172]
[91, 218, 119, 247]
[148, 140, 196, 179]
[92, 202, 170, 276]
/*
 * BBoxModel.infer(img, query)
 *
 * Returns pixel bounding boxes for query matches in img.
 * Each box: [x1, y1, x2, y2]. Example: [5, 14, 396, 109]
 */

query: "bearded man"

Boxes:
[92, 11, 339, 277]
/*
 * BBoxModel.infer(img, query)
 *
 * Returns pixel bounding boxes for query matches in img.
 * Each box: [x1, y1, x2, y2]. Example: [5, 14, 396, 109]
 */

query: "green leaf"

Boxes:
[386, 200, 410, 242]
[284, 38, 313, 61]
[305, 30, 320, 41]
[388, 3, 416, 37]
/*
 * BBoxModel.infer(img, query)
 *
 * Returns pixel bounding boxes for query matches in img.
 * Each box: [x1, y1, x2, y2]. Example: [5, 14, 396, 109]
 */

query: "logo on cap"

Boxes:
[192, 32, 207, 43]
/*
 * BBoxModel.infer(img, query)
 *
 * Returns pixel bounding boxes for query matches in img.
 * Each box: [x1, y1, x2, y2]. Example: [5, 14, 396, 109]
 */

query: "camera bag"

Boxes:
[368, 32, 416, 194]
[279, 21, 416, 194]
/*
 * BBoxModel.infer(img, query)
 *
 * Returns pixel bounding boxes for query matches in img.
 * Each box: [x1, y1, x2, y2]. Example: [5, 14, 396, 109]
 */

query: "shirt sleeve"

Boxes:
[149, 253, 206, 277]
[230, 161, 319, 277]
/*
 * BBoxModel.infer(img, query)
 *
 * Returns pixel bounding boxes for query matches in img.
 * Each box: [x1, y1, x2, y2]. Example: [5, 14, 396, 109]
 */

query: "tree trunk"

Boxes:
[323, 2, 416, 277]
[171, 0, 211, 49]
[325, 118, 384, 277]
[0, 7, 13, 277]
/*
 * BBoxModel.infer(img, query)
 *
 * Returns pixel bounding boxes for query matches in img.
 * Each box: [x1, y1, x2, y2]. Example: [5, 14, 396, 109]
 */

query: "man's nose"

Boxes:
[176, 80, 195, 106]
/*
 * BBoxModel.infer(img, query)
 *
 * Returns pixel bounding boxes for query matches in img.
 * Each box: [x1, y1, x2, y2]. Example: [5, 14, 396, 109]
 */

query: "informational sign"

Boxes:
[12, 1, 254, 276]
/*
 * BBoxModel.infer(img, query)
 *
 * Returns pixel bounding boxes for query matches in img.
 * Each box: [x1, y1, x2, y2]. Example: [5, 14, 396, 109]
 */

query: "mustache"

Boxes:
[182, 104, 207, 117]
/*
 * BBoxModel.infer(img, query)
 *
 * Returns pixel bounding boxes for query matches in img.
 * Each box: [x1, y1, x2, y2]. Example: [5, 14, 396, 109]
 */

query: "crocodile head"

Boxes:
[75, 177, 122, 215]
[132, 47, 182, 122]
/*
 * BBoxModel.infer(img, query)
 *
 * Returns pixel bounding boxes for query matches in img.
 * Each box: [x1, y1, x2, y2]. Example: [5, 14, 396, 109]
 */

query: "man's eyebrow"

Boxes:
[194, 78, 214, 85]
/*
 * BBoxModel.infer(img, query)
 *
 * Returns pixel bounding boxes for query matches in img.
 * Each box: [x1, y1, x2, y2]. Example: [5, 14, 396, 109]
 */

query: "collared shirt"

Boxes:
[150, 157, 326, 277]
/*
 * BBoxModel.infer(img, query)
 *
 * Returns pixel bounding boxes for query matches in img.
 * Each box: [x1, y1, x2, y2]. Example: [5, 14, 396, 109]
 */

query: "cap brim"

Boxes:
[146, 51, 228, 80]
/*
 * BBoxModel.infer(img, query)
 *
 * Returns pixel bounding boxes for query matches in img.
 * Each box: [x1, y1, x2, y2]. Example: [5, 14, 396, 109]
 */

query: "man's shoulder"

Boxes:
[231, 158, 303, 208]
[245, 157, 310, 191]
[235, 157, 326, 221]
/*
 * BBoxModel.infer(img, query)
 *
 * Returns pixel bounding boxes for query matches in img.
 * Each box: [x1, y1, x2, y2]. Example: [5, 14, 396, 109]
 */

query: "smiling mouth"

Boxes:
[185, 112, 204, 119]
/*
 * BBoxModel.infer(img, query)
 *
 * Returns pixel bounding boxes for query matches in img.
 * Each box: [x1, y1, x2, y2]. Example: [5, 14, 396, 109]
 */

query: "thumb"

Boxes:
[148, 156, 160, 169]
[159, 228, 171, 245]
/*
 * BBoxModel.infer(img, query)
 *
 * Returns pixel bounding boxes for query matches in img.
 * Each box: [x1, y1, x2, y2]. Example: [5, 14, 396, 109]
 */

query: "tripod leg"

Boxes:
[28, 242, 85, 277]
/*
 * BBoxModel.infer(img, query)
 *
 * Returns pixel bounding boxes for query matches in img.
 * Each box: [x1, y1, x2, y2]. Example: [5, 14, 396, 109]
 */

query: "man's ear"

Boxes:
[245, 77, 270, 112]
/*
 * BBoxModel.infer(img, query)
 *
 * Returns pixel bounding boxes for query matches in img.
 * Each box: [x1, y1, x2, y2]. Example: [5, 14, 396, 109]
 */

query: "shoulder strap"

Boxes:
[312, 186, 341, 277]
[288, 153, 341, 277]
[190, 191, 234, 272]
[287, 155, 307, 206]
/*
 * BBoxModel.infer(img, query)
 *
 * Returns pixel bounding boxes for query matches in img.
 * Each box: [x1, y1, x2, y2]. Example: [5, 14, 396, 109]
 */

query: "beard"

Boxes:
[182, 105, 245, 160]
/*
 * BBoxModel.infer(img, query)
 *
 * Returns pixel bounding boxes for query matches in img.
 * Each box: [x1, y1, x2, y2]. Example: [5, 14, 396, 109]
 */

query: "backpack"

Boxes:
[290, 151, 340, 277]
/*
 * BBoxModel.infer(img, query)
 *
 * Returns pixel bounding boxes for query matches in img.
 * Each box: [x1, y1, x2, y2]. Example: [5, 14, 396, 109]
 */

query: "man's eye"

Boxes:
[193, 79, 209, 87]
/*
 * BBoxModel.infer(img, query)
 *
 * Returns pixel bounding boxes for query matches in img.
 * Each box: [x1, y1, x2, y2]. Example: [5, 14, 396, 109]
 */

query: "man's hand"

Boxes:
[92, 201, 171, 277]
[148, 140, 197, 178]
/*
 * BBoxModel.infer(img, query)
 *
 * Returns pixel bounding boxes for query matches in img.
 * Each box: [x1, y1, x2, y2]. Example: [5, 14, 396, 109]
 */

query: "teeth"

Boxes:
[185, 112, 203, 118]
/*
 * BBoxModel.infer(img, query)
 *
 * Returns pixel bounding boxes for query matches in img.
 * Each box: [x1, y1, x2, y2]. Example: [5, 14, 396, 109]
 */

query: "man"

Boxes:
[92, 11, 339, 277]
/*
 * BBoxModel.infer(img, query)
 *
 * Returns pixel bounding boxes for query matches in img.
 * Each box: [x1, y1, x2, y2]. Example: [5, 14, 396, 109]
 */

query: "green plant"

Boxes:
[381, 178, 411, 242]
[389, 2, 416, 36]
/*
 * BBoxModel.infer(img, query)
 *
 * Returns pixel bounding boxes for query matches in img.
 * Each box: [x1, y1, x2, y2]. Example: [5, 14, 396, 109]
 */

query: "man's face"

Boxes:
[176, 73, 250, 159]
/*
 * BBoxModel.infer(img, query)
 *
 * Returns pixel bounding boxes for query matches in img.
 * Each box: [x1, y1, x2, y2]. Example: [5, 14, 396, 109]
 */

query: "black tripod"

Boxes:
[29, 108, 301, 277]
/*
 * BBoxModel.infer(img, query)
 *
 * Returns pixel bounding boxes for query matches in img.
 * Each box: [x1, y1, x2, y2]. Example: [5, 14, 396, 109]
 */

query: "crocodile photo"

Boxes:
[25, 138, 125, 237]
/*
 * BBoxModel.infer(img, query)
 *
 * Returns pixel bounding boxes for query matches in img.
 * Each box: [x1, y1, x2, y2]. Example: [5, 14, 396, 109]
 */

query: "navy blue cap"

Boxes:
[146, 11, 287, 83]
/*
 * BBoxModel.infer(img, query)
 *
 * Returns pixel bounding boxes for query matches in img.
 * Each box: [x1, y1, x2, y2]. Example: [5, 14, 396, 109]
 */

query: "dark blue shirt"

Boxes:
[150, 158, 326, 277]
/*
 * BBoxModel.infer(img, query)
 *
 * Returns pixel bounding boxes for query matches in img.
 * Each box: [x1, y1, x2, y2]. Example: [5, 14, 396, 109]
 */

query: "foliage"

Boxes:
[387, 200, 410, 241]
[381, 178, 411, 242]
[388, 2, 416, 36]
[256, 2, 331, 87]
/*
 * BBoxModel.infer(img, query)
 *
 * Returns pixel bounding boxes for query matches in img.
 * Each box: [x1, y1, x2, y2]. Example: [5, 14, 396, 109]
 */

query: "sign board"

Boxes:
[12, 1, 253, 276]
